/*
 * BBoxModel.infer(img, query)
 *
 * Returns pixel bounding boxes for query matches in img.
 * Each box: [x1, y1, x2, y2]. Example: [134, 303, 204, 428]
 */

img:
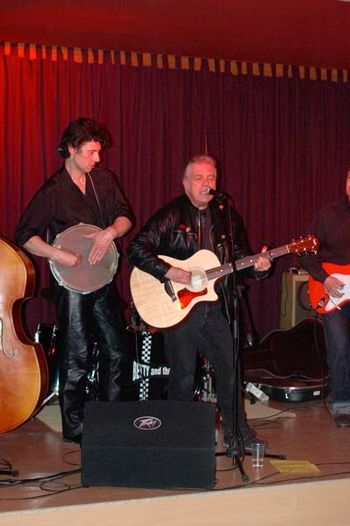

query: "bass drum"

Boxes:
[49, 224, 119, 294]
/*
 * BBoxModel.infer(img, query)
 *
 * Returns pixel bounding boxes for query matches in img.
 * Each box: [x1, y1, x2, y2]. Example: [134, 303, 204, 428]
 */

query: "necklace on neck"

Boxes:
[75, 174, 86, 194]
[67, 163, 87, 195]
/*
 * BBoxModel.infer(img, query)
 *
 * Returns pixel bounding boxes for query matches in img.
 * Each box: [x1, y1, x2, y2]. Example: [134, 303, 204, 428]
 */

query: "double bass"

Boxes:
[0, 236, 48, 432]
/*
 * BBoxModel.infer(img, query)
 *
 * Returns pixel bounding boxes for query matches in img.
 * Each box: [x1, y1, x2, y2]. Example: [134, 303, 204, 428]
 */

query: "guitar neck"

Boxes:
[206, 244, 290, 281]
[235, 245, 289, 271]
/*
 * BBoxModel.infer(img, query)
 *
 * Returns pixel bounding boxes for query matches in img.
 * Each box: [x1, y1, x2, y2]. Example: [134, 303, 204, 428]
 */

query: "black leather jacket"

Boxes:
[128, 194, 264, 322]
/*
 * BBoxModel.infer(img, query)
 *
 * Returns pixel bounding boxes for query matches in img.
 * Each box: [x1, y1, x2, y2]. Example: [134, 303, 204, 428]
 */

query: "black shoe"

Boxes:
[224, 426, 267, 452]
[241, 427, 268, 453]
[223, 432, 233, 448]
[63, 434, 82, 445]
[334, 413, 350, 428]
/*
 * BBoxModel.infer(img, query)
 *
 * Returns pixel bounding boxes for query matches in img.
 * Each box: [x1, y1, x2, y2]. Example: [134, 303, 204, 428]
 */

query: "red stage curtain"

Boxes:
[1, 43, 350, 339]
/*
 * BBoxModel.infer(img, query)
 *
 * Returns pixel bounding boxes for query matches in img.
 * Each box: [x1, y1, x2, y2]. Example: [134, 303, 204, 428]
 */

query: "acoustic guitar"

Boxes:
[130, 235, 319, 329]
[308, 262, 350, 314]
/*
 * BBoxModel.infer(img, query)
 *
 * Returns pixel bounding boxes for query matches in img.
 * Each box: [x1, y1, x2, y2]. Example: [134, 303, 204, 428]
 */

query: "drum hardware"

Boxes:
[49, 223, 119, 294]
[194, 358, 217, 402]
[35, 324, 59, 406]
[85, 340, 100, 401]
[35, 323, 100, 407]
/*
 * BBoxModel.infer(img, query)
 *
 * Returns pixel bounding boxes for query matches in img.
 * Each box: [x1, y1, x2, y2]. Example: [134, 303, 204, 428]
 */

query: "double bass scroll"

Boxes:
[0, 236, 48, 433]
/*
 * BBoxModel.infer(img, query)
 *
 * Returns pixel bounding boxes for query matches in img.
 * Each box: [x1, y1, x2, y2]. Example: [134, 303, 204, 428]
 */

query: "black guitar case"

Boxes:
[243, 318, 328, 403]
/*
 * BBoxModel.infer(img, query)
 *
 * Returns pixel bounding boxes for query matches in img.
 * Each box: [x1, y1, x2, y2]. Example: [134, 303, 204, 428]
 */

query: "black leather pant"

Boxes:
[54, 284, 129, 439]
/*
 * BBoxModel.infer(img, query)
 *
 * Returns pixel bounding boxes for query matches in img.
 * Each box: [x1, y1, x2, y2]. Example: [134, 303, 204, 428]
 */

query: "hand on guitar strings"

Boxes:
[253, 245, 272, 272]
[324, 275, 345, 298]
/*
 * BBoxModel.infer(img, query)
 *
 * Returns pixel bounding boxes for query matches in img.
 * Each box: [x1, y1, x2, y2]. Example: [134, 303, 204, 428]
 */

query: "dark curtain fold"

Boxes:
[1, 43, 350, 339]
[199, 71, 350, 336]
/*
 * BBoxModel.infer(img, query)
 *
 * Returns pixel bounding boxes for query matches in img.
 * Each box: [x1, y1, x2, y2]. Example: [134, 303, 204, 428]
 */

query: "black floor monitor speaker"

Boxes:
[81, 400, 216, 489]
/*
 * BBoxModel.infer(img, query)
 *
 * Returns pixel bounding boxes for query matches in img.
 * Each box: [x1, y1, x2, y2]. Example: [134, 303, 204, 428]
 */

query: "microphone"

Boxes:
[202, 187, 227, 200]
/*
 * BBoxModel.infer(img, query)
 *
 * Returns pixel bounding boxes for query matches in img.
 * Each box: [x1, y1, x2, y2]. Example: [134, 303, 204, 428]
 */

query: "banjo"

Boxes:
[49, 224, 119, 294]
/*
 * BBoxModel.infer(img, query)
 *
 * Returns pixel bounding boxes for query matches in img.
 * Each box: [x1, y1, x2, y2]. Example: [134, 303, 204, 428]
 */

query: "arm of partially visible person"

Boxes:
[302, 253, 329, 283]
[302, 249, 345, 298]
[301, 240, 345, 299]
[300, 210, 331, 284]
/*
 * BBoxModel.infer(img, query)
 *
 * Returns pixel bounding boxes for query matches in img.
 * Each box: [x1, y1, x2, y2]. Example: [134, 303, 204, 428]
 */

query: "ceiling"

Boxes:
[1, 0, 350, 69]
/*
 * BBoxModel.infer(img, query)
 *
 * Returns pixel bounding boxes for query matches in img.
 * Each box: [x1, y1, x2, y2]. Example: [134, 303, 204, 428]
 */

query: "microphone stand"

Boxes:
[214, 194, 249, 482]
[215, 194, 286, 479]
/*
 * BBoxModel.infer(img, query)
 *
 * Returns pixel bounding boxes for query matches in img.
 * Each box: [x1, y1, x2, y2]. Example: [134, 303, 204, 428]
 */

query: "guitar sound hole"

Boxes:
[189, 268, 207, 291]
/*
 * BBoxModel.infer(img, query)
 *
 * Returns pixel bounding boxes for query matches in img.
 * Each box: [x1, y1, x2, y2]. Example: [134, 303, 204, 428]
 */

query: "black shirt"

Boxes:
[15, 165, 133, 245]
[301, 196, 350, 283]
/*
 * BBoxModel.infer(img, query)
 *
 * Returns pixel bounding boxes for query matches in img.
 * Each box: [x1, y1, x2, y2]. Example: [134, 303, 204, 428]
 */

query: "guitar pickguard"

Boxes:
[318, 272, 350, 313]
[177, 288, 208, 309]
[309, 263, 350, 314]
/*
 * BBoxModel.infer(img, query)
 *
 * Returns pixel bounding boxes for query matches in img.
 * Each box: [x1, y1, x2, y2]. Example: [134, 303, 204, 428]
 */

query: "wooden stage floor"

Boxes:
[1, 396, 350, 525]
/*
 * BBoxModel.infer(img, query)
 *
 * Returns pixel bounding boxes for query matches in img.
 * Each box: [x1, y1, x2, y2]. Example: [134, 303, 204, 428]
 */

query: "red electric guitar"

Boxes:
[309, 262, 350, 314]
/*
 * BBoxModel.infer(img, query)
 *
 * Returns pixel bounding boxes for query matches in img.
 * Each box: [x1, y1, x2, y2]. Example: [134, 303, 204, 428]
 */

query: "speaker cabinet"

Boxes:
[280, 272, 316, 329]
[81, 400, 216, 489]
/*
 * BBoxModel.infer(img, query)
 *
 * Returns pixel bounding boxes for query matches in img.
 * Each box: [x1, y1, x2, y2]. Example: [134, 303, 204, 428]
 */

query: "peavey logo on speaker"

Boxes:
[133, 416, 162, 431]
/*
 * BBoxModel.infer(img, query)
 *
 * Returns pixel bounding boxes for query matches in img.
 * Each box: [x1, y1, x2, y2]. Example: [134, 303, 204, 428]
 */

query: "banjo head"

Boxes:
[49, 224, 119, 294]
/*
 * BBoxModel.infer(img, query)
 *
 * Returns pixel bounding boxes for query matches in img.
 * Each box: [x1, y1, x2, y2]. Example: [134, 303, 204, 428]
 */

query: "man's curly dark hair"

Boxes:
[58, 117, 112, 158]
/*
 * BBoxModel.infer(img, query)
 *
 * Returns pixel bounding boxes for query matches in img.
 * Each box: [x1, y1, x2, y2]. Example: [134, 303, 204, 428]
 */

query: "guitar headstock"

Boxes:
[288, 234, 319, 255]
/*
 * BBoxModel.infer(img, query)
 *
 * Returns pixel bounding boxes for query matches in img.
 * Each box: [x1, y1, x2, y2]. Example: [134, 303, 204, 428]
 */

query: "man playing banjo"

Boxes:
[15, 117, 133, 444]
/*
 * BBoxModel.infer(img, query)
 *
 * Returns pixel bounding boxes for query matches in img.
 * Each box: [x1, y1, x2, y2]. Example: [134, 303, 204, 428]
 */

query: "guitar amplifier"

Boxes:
[280, 271, 316, 329]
